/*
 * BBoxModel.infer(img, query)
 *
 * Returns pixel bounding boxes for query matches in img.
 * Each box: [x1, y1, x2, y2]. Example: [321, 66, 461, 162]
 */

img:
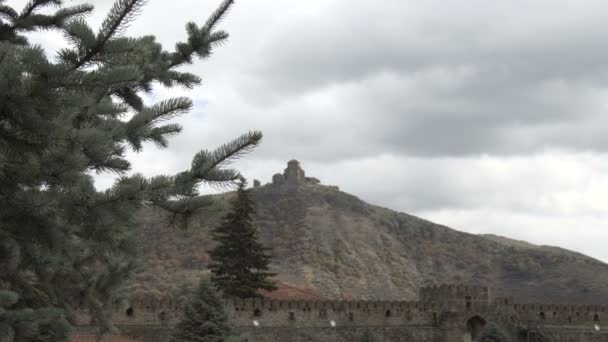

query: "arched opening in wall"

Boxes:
[348, 312, 354, 321]
[319, 309, 327, 319]
[385, 310, 392, 318]
[465, 315, 486, 341]
[158, 311, 166, 321]
[568, 316, 572, 323]
[594, 314, 600, 323]
[288, 312, 295, 321]
[539, 312, 546, 320]
[253, 309, 262, 317]
[125, 307, 134, 317]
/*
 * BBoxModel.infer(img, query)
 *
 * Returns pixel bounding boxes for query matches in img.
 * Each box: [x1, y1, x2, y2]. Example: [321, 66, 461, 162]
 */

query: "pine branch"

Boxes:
[53, 4, 94, 23]
[191, 130, 262, 180]
[162, 70, 201, 88]
[63, 18, 96, 49]
[149, 97, 193, 122]
[98, 0, 146, 40]
[114, 87, 143, 110]
[202, 0, 234, 33]
[149, 123, 182, 148]
[19, 0, 61, 20]
[208, 30, 229, 45]
[199, 168, 241, 189]
[73, 0, 146, 69]
[0, 5, 17, 21]
[6, 2, 92, 38]
[168, 0, 234, 67]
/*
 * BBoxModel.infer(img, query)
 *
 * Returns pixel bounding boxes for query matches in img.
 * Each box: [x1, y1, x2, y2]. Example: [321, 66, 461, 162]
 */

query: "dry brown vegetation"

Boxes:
[129, 181, 608, 304]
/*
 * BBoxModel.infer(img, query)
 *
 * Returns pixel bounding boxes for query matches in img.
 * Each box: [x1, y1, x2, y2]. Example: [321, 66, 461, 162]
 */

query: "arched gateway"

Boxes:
[463, 315, 487, 342]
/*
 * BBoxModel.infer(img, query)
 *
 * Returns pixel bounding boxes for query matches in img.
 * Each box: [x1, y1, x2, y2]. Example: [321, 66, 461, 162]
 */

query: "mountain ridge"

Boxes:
[131, 160, 608, 305]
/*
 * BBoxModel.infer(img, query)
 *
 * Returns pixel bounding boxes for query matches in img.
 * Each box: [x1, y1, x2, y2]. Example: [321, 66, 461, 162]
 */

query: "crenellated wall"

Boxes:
[228, 298, 432, 328]
[72, 284, 608, 342]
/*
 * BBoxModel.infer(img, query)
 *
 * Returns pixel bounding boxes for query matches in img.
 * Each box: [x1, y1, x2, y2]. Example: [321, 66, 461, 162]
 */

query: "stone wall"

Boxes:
[228, 298, 434, 328]
[232, 326, 449, 342]
[72, 284, 608, 341]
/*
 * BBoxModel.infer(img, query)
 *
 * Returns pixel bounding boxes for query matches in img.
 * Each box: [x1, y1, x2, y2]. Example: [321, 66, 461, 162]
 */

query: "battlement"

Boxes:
[420, 284, 491, 303]
[509, 302, 607, 326]
[72, 284, 608, 342]
[228, 298, 432, 328]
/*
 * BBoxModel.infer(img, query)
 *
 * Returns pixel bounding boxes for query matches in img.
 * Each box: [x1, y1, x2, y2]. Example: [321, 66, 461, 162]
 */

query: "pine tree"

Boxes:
[0, 0, 261, 340]
[357, 330, 377, 342]
[209, 179, 277, 298]
[171, 277, 230, 342]
[475, 323, 511, 342]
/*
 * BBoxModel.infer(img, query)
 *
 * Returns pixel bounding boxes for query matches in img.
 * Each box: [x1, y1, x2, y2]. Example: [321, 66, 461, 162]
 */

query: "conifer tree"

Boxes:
[357, 330, 377, 342]
[209, 179, 277, 298]
[0, 0, 260, 340]
[171, 277, 230, 342]
[475, 323, 511, 342]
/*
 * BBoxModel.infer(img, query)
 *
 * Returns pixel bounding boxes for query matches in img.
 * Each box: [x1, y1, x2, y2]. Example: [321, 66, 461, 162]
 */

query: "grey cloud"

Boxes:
[189, 0, 608, 157]
[28, 0, 608, 158]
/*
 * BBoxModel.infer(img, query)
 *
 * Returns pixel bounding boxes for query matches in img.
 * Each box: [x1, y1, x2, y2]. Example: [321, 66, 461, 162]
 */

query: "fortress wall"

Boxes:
[538, 327, 608, 342]
[72, 301, 180, 328]
[70, 283, 608, 342]
[420, 284, 491, 302]
[228, 298, 434, 327]
[511, 303, 606, 325]
[231, 326, 452, 342]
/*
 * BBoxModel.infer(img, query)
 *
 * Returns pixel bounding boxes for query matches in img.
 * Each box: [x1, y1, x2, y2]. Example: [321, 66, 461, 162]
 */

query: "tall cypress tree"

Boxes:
[0, 0, 261, 340]
[209, 179, 277, 298]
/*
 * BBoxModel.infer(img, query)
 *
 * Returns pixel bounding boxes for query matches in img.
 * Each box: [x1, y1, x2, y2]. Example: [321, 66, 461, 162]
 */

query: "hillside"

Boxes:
[131, 160, 608, 305]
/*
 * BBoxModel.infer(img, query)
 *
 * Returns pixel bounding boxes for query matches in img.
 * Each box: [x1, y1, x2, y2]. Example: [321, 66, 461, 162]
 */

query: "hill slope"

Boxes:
[132, 161, 608, 304]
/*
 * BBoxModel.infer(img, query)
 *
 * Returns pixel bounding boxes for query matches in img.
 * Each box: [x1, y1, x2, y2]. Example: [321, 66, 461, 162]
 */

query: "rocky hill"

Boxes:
[131, 160, 608, 305]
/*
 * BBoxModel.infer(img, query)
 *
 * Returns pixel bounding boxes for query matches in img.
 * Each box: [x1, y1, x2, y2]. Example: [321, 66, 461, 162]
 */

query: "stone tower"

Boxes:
[284, 159, 305, 183]
[271, 160, 325, 187]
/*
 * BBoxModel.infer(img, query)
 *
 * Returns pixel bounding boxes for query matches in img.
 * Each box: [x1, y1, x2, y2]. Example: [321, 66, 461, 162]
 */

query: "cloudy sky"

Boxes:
[17, 0, 608, 261]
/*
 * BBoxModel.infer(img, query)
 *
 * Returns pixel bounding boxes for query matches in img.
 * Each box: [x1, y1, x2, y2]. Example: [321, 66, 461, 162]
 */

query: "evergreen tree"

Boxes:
[171, 277, 230, 342]
[475, 323, 511, 342]
[209, 179, 277, 298]
[357, 329, 377, 342]
[0, 0, 261, 340]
